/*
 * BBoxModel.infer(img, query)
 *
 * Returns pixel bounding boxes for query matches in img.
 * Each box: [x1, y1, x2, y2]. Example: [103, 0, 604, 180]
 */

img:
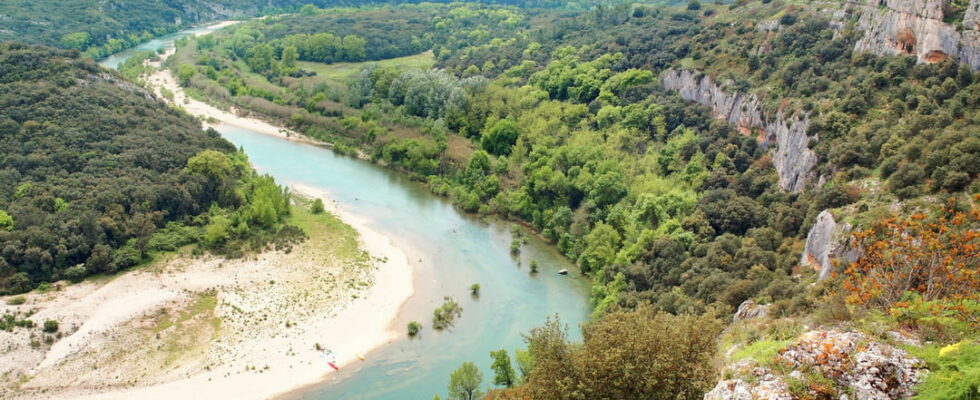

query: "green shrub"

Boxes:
[110, 240, 143, 272]
[0, 209, 14, 231]
[470, 283, 480, 296]
[908, 341, 980, 400]
[147, 223, 199, 252]
[62, 265, 88, 282]
[43, 320, 59, 333]
[311, 198, 325, 214]
[0, 312, 34, 331]
[6, 296, 26, 305]
[432, 297, 462, 330]
[407, 321, 422, 336]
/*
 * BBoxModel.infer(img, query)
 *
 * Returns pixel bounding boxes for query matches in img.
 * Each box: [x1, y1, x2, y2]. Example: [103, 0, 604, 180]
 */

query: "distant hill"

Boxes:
[0, 43, 293, 294]
[0, 0, 650, 60]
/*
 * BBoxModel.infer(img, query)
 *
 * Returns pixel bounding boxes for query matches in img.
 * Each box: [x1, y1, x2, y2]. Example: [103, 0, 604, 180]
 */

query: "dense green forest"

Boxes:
[0, 43, 296, 294]
[172, 1, 979, 316]
[2, 0, 977, 398]
[166, 3, 979, 396]
[0, 0, 679, 61]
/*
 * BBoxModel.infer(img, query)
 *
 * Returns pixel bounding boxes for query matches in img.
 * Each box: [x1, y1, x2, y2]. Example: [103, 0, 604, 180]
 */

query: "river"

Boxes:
[101, 25, 591, 399]
[98, 23, 235, 69]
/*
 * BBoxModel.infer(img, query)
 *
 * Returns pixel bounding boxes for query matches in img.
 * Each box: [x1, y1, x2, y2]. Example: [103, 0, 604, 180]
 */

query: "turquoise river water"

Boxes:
[99, 23, 232, 69]
[221, 125, 590, 399]
[102, 26, 591, 400]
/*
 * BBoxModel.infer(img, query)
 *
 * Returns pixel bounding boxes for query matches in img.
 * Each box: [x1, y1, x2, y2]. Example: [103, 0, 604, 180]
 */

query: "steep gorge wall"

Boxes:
[851, 0, 980, 69]
[661, 69, 817, 193]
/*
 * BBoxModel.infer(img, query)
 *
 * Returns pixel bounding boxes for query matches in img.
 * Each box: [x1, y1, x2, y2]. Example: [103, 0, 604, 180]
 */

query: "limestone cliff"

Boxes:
[851, 0, 980, 69]
[967, 1, 980, 30]
[661, 69, 817, 193]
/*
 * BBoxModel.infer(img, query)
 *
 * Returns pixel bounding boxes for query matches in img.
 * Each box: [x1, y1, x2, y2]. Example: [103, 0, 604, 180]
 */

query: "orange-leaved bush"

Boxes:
[843, 198, 979, 310]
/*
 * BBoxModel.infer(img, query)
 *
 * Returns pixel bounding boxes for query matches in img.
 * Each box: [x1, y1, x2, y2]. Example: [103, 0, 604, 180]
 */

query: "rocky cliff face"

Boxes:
[661, 69, 817, 193]
[851, 0, 980, 69]
[800, 210, 858, 280]
[967, 1, 980, 30]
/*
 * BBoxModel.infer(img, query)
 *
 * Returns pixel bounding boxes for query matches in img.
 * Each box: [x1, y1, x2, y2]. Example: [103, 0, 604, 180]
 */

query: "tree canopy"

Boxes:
[0, 43, 295, 294]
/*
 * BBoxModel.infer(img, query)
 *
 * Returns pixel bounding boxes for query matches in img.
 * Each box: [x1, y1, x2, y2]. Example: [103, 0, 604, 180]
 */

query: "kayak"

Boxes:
[355, 352, 365, 361]
[328, 362, 339, 370]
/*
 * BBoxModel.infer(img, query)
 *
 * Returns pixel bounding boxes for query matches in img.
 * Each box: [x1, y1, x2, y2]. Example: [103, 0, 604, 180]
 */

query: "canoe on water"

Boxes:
[328, 362, 340, 370]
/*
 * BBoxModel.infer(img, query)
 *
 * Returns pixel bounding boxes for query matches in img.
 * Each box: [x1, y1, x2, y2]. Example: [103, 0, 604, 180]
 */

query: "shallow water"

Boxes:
[216, 125, 591, 399]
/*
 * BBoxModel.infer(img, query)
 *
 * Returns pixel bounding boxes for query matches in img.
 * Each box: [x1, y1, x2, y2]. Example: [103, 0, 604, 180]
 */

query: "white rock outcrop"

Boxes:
[705, 360, 794, 400]
[800, 210, 857, 280]
[733, 300, 770, 322]
[707, 331, 925, 400]
[703, 376, 793, 400]
[661, 69, 817, 193]
[779, 331, 925, 400]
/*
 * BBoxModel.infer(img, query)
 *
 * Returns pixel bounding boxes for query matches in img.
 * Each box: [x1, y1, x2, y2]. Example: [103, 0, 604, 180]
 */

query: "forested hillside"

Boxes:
[166, 2, 979, 397]
[3, 0, 976, 398]
[172, 1, 980, 315]
[0, 0, 657, 61]
[0, 43, 295, 294]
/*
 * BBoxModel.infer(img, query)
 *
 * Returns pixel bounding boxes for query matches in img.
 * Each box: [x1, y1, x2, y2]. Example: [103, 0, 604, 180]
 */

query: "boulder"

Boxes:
[779, 331, 925, 400]
[703, 376, 793, 400]
[800, 210, 857, 280]
[733, 300, 770, 322]
[704, 361, 793, 400]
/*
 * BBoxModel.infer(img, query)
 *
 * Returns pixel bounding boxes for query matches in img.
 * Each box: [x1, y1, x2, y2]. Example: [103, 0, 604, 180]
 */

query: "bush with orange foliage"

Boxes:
[843, 197, 979, 310]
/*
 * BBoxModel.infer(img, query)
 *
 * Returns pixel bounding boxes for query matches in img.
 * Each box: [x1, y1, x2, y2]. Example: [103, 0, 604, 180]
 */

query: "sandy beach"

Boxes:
[147, 60, 328, 148]
[0, 187, 414, 400]
[0, 27, 415, 399]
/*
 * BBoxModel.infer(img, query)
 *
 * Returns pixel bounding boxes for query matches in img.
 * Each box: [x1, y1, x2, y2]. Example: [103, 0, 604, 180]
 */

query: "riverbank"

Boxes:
[0, 25, 417, 398]
[0, 194, 414, 400]
[147, 62, 329, 148]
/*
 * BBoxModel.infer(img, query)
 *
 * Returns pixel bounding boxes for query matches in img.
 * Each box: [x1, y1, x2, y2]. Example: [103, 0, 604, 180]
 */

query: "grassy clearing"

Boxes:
[730, 339, 793, 365]
[149, 290, 220, 368]
[287, 197, 370, 267]
[297, 50, 435, 85]
[152, 291, 219, 335]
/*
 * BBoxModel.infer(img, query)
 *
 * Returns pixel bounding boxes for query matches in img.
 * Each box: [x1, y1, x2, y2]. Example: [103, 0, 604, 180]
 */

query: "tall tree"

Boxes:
[489, 350, 516, 388]
[0, 210, 13, 231]
[448, 362, 484, 400]
[280, 45, 299, 75]
[519, 307, 721, 400]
